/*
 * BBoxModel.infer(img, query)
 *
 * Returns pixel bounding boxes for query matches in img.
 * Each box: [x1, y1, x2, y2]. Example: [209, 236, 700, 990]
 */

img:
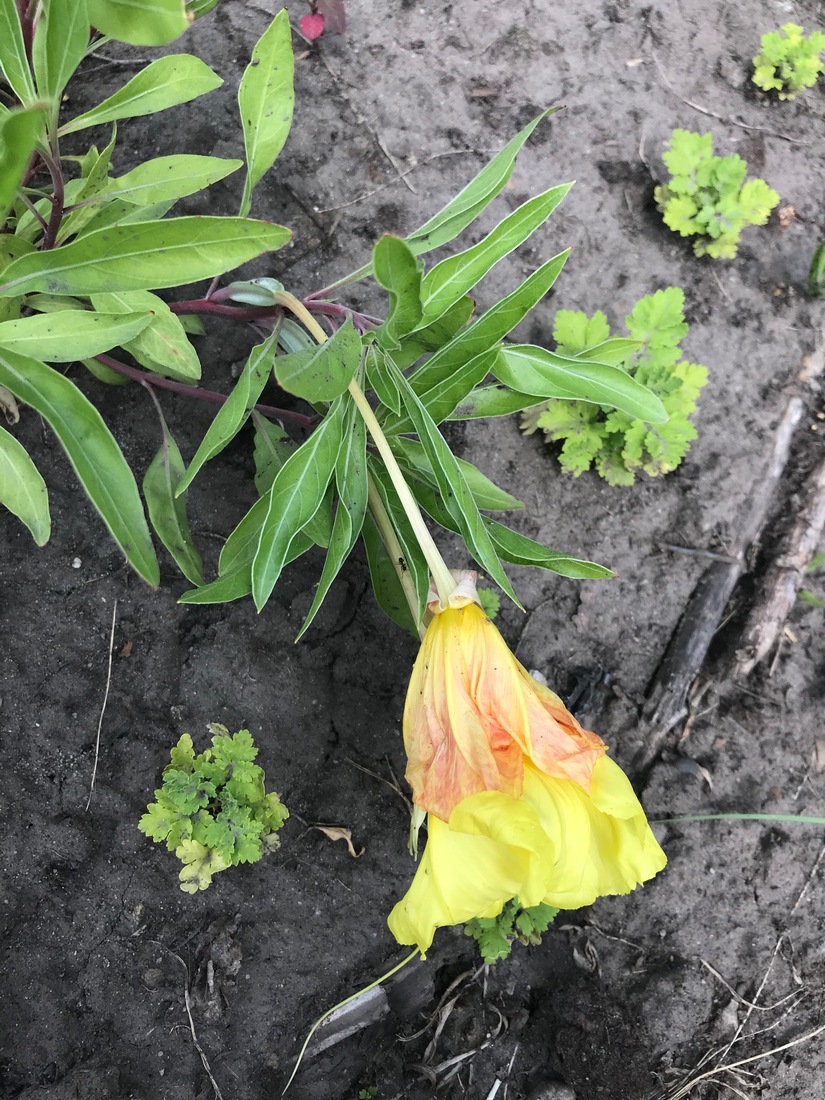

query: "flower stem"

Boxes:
[274, 290, 456, 607]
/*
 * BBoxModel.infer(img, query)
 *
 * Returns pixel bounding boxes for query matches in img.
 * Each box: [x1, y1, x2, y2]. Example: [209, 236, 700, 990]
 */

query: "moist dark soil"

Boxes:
[2, 2, 825, 1099]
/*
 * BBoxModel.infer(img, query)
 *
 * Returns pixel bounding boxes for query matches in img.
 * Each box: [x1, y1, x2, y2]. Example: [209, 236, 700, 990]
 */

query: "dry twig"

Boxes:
[85, 599, 118, 812]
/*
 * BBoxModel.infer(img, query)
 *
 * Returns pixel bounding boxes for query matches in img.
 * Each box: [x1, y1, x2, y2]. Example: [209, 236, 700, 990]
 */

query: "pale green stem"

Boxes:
[282, 948, 420, 1094]
[274, 291, 456, 607]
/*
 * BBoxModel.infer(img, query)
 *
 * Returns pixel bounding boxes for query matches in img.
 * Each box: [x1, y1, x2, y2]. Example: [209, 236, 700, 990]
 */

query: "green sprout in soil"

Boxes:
[464, 897, 559, 964]
[477, 586, 501, 619]
[138, 725, 288, 893]
[522, 287, 708, 486]
[654, 130, 779, 258]
[810, 242, 825, 299]
[752, 23, 825, 100]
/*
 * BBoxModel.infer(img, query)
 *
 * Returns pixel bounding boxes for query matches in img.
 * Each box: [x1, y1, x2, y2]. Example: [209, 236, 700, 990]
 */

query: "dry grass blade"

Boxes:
[85, 599, 118, 812]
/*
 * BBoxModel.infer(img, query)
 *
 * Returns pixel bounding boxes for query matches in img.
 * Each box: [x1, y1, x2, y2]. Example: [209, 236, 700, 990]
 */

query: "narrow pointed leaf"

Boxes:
[33, 0, 89, 112]
[92, 290, 200, 381]
[0, 424, 50, 544]
[0, 0, 36, 102]
[251, 414, 333, 549]
[296, 401, 367, 639]
[366, 347, 402, 415]
[87, 0, 190, 44]
[0, 107, 45, 223]
[384, 348, 497, 433]
[361, 511, 418, 637]
[0, 309, 153, 361]
[419, 183, 571, 323]
[485, 518, 614, 579]
[143, 414, 203, 584]
[386, 357, 520, 606]
[372, 234, 423, 346]
[176, 332, 277, 494]
[408, 250, 569, 395]
[238, 8, 294, 217]
[107, 155, 243, 206]
[367, 459, 430, 626]
[273, 319, 360, 402]
[251, 399, 345, 610]
[391, 436, 523, 511]
[0, 217, 292, 297]
[405, 108, 559, 256]
[59, 55, 222, 135]
[493, 345, 668, 422]
[449, 384, 542, 420]
[0, 347, 158, 584]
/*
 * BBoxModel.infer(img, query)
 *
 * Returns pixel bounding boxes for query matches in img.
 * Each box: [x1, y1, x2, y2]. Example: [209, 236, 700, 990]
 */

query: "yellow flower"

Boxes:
[388, 573, 666, 955]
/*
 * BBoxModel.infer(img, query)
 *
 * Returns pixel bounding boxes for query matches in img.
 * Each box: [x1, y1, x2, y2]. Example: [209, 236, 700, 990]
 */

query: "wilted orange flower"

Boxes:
[388, 572, 666, 956]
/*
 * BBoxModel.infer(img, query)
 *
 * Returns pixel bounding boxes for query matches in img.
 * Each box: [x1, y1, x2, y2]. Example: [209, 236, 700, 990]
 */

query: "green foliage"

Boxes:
[810, 242, 825, 299]
[465, 898, 559, 964]
[752, 23, 825, 99]
[653, 130, 779, 259]
[522, 288, 708, 486]
[0, 0, 646, 634]
[477, 587, 501, 619]
[139, 726, 288, 893]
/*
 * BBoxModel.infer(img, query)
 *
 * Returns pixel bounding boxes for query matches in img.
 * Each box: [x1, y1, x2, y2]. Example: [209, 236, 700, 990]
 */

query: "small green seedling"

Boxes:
[139, 725, 288, 892]
[810, 242, 825, 299]
[522, 287, 708, 486]
[752, 23, 825, 99]
[477, 587, 501, 619]
[654, 130, 779, 258]
[465, 897, 559, 964]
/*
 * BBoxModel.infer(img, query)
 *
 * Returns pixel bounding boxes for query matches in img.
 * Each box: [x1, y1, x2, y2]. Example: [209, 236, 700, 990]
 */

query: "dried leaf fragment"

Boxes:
[314, 825, 364, 858]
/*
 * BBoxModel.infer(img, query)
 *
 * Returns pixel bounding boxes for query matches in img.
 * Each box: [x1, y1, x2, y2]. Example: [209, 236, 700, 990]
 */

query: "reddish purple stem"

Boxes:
[95, 354, 318, 429]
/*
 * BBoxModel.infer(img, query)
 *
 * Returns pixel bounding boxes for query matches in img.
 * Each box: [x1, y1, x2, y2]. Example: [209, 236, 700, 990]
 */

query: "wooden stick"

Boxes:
[732, 454, 825, 678]
[634, 397, 804, 770]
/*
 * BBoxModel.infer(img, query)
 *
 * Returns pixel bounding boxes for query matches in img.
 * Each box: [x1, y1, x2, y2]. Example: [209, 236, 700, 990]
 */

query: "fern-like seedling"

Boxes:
[653, 130, 779, 259]
[465, 898, 559, 964]
[139, 725, 289, 893]
[752, 23, 825, 100]
[522, 287, 708, 486]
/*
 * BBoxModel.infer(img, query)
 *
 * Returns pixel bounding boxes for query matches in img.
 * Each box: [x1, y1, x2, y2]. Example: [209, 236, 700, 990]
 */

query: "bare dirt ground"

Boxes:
[2, 1, 825, 1098]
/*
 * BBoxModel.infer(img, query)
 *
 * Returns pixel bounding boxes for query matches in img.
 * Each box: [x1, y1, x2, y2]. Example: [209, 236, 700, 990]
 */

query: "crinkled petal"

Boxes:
[404, 601, 605, 819]
[523, 758, 667, 909]
[387, 810, 520, 956]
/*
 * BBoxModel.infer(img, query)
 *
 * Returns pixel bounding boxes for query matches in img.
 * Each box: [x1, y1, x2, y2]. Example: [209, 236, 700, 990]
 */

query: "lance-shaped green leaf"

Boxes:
[384, 347, 497, 433]
[251, 414, 332, 548]
[179, 524, 312, 604]
[408, 250, 569, 395]
[389, 295, 476, 371]
[77, 197, 177, 238]
[367, 459, 430, 627]
[493, 345, 668, 422]
[88, 0, 190, 44]
[0, 0, 36, 103]
[0, 107, 46, 224]
[410, 478, 612, 581]
[485, 518, 614, 579]
[572, 337, 641, 367]
[391, 435, 523, 511]
[273, 319, 360, 402]
[176, 333, 277, 494]
[57, 126, 119, 242]
[91, 290, 200, 381]
[143, 413, 203, 584]
[296, 400, 368, 639]
[372, 234, 423, 346]
[366, 346, 402, 416]
[33, 0, 89, 115]
[238, 8, 294, 217]
[0, 309, 152, 361]
[0, 424, 50, 544]
[361, 511, 418, 637]
[59, 55, 222, 135]
[251, 398, 345, 610]
[418, 183, 571, 324]
[386, 357, 520, 607]
[449, 384, 544, 420]
[0, 346, 158, 584]
[104, 154, 243, 207]
[0, 216, 292, 297]
[405, 108, 559, 257]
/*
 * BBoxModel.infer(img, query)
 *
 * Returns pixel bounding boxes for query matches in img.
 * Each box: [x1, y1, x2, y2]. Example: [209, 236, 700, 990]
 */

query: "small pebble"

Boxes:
[528, 1085, 577, 1100]
[71, 557, 82, 569]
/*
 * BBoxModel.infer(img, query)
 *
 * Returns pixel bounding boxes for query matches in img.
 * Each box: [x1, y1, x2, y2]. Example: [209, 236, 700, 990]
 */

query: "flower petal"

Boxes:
[523, 759, 667, 909]
[387, 808, 523, 956]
